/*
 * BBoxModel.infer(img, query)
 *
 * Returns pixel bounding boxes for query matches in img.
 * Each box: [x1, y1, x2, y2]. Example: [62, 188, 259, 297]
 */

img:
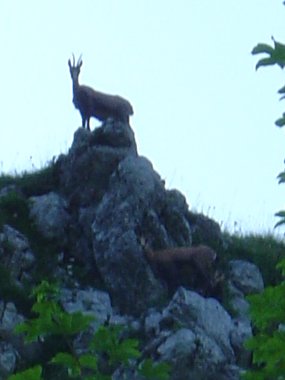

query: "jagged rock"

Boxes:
[163, 287, 234, 358]
[187, 212, 224, 248]
[229, 260, 264, 295]
[0, 342, 17, 379]
[142, 286, 248, 380]
[29, 191, 70, 240]
[112, 367, 144, 380]
[0, 302, 24, 331]
[0, 225, 35, 284]
[156, 328, 226, 380]
[57, 121, 137, 207]
[60, 287, 112, 330]
[92, 155, 170, 314]
[225, 260, 260, 368]
[0, 302, 41, 372]
[92, 118, 137, 151]
[230, 319, 252, 367]
[157, 327, 196, 361]
[144, 309, 163, 337]
[158, 190, 192, 247]
[227, 280, 251, 321]
[165, 330, 230, 380]
[54, 122, 225, 314]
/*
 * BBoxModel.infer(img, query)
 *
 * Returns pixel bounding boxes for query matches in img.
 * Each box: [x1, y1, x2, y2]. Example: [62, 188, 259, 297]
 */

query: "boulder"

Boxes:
[29, 191, 70, 241]
[187, 212, 224, 248]
[56, 121, 137, 207]
[229, 260, 264, 295]
[0, 342, 17, 379]
[92, 155, 167, 314]
[134, 287, 248, 380]
[0, 225, 35, 284]
[162, 287, 234, 358]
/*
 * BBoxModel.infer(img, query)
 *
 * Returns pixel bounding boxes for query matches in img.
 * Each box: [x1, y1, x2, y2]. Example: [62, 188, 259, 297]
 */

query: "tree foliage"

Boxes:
[252, 33, 285, 228]
[243, 260, 285, 380]
[243, 4, 285, 378]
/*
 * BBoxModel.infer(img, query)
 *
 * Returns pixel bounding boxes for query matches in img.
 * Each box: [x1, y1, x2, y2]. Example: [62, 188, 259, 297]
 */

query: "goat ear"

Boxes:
[68, 59, 72, 68]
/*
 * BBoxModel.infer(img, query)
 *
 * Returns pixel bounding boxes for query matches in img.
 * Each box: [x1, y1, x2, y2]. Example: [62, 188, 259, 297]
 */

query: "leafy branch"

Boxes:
[252, 34, 285, 228]
[243, 260, 285, 380]
[7, 281, 170, 380]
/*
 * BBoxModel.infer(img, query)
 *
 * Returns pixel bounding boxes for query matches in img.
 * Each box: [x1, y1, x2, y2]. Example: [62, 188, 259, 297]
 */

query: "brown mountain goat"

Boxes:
[68, 55, 134, 130]
[145, 245, 218, 295]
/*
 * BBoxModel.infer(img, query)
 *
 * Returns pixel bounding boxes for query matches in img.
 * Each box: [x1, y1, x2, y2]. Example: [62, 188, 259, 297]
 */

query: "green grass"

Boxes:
[221, 231, 285, 287]
[0, 160, 59, 197]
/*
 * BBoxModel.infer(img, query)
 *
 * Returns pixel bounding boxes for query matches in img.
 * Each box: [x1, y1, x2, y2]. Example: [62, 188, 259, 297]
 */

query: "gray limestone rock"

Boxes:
[29, 191, 70, 240]
[57, 121, 137, 207]
[0, 225, 35, 284]
[60, 287, 112, 330]
[0, 342, 17, 379]
[229, 260, 264, 295]
[92, 155, 169, 314]
[162, 287, 234, 359]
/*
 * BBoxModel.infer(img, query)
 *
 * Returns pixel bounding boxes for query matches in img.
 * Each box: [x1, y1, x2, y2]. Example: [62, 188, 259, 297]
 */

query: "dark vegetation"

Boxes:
[222, 232, 285, 286]
[0, 163, 62, 314]
[0, 160, 59, 197]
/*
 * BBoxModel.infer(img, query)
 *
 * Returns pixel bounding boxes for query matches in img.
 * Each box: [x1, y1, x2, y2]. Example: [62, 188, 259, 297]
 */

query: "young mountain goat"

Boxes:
[145, 245, 218, 295]
[68, 55, 134, 130]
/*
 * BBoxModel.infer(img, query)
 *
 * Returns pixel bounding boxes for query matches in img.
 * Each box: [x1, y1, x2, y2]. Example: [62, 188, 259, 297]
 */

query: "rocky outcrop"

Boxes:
[0, 120, 268, 378]
[0, 225, 35, 286]
[53, 120, 224, 314]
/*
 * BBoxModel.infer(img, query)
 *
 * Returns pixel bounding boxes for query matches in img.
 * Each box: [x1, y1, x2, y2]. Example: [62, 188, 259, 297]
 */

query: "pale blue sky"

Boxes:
[1, 1, 285, 234]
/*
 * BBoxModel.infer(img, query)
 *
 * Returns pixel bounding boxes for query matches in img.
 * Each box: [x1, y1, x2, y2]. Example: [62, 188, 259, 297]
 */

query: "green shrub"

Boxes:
[243, 260, 285, 380]
[243, 11, 285, 378]
[0, 160, 59, 197]
[222, 232, 285, 286]
[8, 281, 170, 380]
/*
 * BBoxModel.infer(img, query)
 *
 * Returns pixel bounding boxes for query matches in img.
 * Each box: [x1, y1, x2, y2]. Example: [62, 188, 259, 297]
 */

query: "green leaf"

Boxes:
[33, 281, 59, 303]
[53, 312, 94, 335]
[242, 370, 267, 380]
[79, 353, 98, 371]
[51, 352, 81, 377]
[252, 37, 285, 70]
[7, 365, 43, 380]
[277, 171, 285, 184]
[274, 210, 285, 228]
[91, 325, 121, 352]
[251, 43, 274, 55]
[278, 84, 285, 94]
[247, 285, 285, 331]
[274, 219, 285, 228]
[276, 259, 285, 277]
[109, 338, 140, 365]
[275, 210, 285, 218]
[138, 359, 171, 380]
[275, 114, 285, 127]
[15, 319, 48, 343]
[91, 325, 140, 366]
[255, 57, 277, 70]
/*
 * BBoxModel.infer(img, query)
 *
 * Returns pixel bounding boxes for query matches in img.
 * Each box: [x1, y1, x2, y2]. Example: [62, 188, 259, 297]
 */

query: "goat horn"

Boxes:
[72, 53, 75, 66]
[77, 54, 82, 65]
